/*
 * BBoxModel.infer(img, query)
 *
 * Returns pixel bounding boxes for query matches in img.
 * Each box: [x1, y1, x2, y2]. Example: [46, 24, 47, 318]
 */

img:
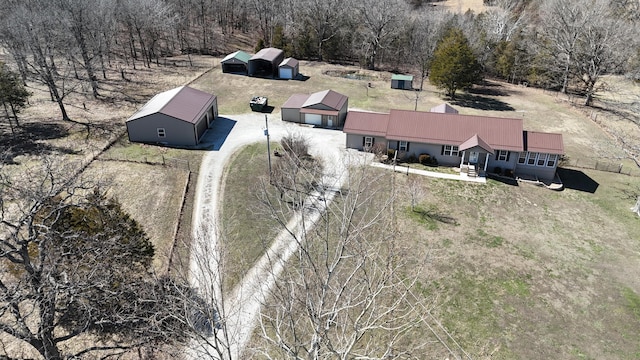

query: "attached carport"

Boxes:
[248, 47, 284, 78]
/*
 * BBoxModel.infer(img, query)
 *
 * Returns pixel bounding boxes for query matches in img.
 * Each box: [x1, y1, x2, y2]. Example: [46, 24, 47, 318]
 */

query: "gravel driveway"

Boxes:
[189, 112, 349, 359]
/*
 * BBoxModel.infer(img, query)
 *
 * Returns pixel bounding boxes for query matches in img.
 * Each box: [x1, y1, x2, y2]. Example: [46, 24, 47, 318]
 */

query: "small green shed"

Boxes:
[391, 74, 414, 90]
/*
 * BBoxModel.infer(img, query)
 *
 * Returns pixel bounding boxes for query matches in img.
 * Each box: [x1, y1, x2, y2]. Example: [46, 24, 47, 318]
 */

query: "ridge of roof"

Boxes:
[222, 50, 251, 63]
[127, 86, 216, 124]
[302, 89, 347, 110]
[459, 133, 494, 154]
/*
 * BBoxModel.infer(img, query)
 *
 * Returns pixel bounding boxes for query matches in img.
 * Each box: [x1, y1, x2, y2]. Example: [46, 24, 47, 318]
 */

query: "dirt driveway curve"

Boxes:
[189, 112, 348, 359]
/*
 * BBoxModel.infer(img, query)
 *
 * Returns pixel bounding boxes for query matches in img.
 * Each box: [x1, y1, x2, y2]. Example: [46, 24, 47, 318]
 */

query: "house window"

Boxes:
[497, 150, 509, 161]
[399, 141, 408, 152]
[537, 153, 548, 166]
[364, 136, 373, 149]
[526, 152, 538, 165]
[518, 152, 527, 164]
[442, 145, 459, 156]
[157, 128, 166, 138]
[547, 154, 558, 167]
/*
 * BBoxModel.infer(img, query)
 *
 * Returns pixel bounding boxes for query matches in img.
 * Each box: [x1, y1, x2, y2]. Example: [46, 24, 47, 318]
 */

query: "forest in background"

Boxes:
[1, 0, 639, 122]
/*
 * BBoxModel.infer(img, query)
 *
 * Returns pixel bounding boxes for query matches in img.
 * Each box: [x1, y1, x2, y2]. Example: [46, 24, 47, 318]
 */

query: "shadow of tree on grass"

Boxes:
[408, 205, 459, 229]
[451, 93, 515, 111]
[0, 122, 80, 165]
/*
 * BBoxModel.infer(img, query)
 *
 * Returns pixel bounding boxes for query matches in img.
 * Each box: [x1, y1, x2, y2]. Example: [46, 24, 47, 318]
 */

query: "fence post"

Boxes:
[162, 155, 165, 166]
[619, 164, 623, 173]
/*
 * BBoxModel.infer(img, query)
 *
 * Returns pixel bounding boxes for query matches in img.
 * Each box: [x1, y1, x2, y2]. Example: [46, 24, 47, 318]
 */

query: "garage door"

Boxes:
[279, 68, 292, 79]
[304, 114, 322, 126]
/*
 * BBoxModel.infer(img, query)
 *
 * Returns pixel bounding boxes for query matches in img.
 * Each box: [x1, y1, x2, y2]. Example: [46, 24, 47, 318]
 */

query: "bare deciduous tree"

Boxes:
[407, 9, 453, 90]
[539, 0, 594, 94]
[354, 0, 409, 70]
[0, 0, 74, 121]
[252, 142, 425, 359]
[0, 160, 198, 359]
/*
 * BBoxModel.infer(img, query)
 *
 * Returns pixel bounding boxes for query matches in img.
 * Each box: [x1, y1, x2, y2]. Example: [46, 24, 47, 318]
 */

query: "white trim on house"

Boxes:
[364, 136, 374, 149]
[519, 151, 558, 168]
[443, 145, 459, 156]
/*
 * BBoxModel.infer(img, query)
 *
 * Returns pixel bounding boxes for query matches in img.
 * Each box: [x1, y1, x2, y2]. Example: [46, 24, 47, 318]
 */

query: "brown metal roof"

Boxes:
[161, 86, 216, 124]
[343, 111, 390, 137]
[250, 47, 284, 62]
[459, 134, 494, 154]
[386, 109, 524, 152]
[302, 90, 347, 110]
[524, 131, 564, 154]
[280, 57, 299, 67]
[282, 94, 309, 109]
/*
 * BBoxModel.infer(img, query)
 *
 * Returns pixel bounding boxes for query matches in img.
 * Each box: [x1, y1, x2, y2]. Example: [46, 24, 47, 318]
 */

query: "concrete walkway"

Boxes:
[370, 162, 487, 183]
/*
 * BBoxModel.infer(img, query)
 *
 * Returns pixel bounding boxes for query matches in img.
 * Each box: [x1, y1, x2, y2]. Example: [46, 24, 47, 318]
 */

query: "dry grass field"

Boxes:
[205, 60, 640, 358]
[1, 55, 213, 273]
[3, 47, 640, 358]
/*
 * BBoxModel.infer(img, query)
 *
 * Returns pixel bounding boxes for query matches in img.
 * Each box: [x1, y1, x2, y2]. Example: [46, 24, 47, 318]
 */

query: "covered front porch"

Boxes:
[458, 134, 494, 178]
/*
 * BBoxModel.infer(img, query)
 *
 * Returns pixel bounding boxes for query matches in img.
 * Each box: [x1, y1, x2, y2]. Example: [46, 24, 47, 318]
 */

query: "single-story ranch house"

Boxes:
[221, 50, 251, 74]
[126, 86, 218, 146]
[281, 89, 348, 128]
[343, 105, 564, 180]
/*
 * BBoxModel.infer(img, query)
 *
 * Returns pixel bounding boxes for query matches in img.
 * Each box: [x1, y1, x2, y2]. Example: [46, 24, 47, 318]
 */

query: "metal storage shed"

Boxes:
[248, 47, 284, 78]
[391, 74, 414, 90]
[279, 57, 299, 79]
[221, 51, 251, 74]
[126, 86, 218, 146]
[430, 103, 459, 114]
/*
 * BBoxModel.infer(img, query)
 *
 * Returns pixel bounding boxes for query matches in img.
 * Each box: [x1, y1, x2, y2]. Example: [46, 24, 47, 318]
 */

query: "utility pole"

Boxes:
[264, 114, 272, 180]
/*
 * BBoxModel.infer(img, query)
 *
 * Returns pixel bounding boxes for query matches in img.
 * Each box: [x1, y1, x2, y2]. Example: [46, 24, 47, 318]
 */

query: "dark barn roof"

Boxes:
[127, 86, 216, 124]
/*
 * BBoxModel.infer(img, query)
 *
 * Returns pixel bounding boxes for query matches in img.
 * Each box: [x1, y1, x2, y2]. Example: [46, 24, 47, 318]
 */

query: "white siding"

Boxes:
[304, 114, 322, 125]
[279, 68, 293, 79]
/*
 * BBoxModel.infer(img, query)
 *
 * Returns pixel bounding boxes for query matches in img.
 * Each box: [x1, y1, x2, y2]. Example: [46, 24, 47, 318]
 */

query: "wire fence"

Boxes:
[560, 158, 637, 176]
[99, 154, 194, 172]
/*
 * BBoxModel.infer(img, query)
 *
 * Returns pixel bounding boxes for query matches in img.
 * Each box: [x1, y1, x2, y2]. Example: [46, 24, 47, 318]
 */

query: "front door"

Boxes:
[469, 151, 479, 164]
[327, 117, 333, 127]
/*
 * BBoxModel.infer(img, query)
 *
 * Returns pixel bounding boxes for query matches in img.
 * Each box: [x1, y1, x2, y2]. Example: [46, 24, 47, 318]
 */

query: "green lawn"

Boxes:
[223, 134, 640, 359]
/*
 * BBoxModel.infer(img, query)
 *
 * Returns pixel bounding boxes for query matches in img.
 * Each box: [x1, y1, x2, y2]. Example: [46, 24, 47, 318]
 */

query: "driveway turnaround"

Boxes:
[189, 113, 348, 359]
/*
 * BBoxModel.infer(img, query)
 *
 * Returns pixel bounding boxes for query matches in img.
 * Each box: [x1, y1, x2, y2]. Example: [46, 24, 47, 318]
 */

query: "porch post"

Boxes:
[460, 151, 465, 168]
[483, 153, 490, 172]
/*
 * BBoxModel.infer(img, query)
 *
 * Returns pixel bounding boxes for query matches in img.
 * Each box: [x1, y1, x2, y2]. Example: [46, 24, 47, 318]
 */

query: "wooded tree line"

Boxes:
[0, 0, 638, 121]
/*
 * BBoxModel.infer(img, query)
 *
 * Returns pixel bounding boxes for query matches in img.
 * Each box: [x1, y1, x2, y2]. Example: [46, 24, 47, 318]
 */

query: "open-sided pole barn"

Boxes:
[248, 47, 284, 78]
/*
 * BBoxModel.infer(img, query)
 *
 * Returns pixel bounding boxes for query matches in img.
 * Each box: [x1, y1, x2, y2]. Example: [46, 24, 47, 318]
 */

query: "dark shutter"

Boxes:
[362, 137, 366, 146]
[506, 151, 510, 161]
[406, 142, 410, 152]
[372, 138, 375, 145]
[441, 145, 444, 155]
[397, 141, 400, 150]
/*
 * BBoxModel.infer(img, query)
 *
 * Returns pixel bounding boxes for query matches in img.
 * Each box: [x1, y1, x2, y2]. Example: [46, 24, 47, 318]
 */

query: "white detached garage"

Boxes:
[281, 89, 348, 128]
[278, 57, 299, 79]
